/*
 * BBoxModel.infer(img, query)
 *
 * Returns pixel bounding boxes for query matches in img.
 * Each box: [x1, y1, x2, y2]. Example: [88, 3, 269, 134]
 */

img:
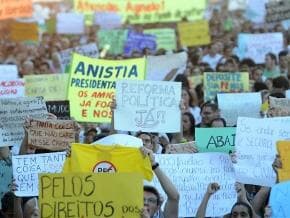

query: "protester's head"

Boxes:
[182, 112, 195, 134]
[143, 186, 161, 217]
[136, 132, 153, 151]
[265, 53, 277, 69]
[253, 82, 268, 92]
[210, 117, 226, 127]
[230, 202, 253, 218]
[182, 88, 195, 108]
[23, 197, 40, 218]
[272, 76, 289, 91]
[278, 50, 288, 68]
[251, 67, 263, 82]
[201, 101, 220, 126]
[84, 128, 98, 144]
[21, 60, 34, 76]
[224, 58, 238, 72]
[175, 74, 190, 89]
[209, 43, 218, 56]
[240, 58, 255, 73]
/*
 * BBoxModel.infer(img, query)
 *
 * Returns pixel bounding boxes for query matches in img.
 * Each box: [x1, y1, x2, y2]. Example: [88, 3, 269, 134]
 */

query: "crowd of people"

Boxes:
[0, 0, 290, 218]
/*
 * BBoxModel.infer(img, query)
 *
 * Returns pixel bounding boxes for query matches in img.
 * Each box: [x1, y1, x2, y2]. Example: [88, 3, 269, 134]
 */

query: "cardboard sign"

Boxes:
[245, 0, 267, 24]
[178, 20, 211, 47]
[10, 21, 38, 42]
[46, 101, 70, 120]
[0, 65, 18, 80]
[237, 33, 284, 64]
[74, 0, 206, 24]
[217, 92, 262, 126]
[195, 127, 236, 153]
[0, 0, 33, 20]
[0, 97, 48, 148]
[144, 28, 177, 51]
[203, 72, 249, 101]
[94, 12, 122, 29]
[39, 173, 143, 218]
[115, 80, 181, 133]
[146, 52, 188, 81]
[266, 0, 290, 23]
[12, 152, 66, 197]
[146, 153, 236, 217]
[269, 181, 290, 218]
[269, 96, 290, 117]
[68, 53, 146, 123]
[124, 31, 157, 56]
[56, 12, 84, 34]
[276, 141, 290, 182]
[0, 158, 13, 209]
[97, 29, 128, 55]
[234, 117, 290, 187]
[0, 79, 25, 99]
[27, 119, 75, 151]
[165, 141, 196, 154]
[24, 74, 69, 101]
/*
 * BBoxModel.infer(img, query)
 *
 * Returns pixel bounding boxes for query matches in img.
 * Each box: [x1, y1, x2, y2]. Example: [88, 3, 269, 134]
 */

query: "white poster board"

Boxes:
[12, 152, 66, 196]
[0, 65, 18, 80]
[94, 12, 122, 29]
[0, 79, 25, 98]
[115, 80, 181, 133]
[56, 12, 84, 35]
[217, 92, 262, 126]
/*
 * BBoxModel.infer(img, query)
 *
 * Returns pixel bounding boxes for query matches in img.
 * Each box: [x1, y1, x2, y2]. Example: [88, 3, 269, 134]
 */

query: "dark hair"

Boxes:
[210, 117, 226, 127]
[175, 74, 190, 89]
[182, 88, 195, 107]
[269, 92, 286, 98]
[201, 101, 219, 112]
[183, 112, 196, 135]
[144, 186, 161, 205]
[272, 76, 290, 90]
[253, 82, 268, 92]
[231, 202, 253, 218]
[240, 58, 255, 68]
[278, 50, 288, 58]
[266, 52, 278, 65]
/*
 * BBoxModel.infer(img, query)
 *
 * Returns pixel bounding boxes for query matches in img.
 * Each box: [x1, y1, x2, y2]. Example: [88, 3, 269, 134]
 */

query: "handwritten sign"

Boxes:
[46, 101, 70, 120]
[217, 92, 262, 126]
[276, 141, 290, 182]
[146, 52, 188, 81]
[235, 117, 290, 187]
[124, 31, 156, 56]
[94, 12, 122, 29]
[145, 153, 236, 217]
[266, 0, 290, 23]
[115, 80, 181, 132]
[24, 74, 69, 101]
[0, 65, 18, 80]
[0, 157, 13, 209]
[12, 152, 66, 197]
[178, 20, 211, 47]
[195, 128, 236, 153]
[68, 53, 146, 123]
[165, 141, 196, 154]
[0, 79, 25, 99]
[269, 96, 290, 117]
[245, 0, 267, 24]
[144, 28, 177, 51]
[74, 0, 206, 24]
[237, 33, 283, 64]
[97, 29, 128, 55]
[0, 0, 33, 20]
[269, 181, 290, 218]
[0, 97, 48, 148]
[204, 72, 249, 101]
[27, 119, 75, 151]
[56, 12, 84, 35]
[39, 173, 143, 218]
[10, 21, 38, 42]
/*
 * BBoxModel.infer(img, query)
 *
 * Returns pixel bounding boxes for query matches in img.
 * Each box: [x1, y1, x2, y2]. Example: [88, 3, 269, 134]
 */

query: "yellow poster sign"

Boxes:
[10, 21, 38, 42]
[24, 74, 69, 101]
[74, 0, 207, 24]
[68, 53, 146, 123]
[0, 0, 33, 20]
[39, 173, 143, 218]
[276, 141, 290, 182]
[178, 20, 211, 47]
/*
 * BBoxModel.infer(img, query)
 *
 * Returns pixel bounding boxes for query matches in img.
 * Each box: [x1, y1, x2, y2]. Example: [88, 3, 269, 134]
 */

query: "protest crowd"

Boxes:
[1, 0, 290, 218]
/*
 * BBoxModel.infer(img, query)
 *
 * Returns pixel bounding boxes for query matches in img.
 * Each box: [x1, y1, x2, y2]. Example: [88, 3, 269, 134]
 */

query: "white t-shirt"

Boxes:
[201, 53, 223, 70]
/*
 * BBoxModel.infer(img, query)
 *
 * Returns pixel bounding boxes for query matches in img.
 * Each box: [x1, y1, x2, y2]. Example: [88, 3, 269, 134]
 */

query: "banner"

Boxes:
[204, 72, 249, 101]
[0, 79, 25, 99]
[68, 53, 146, 122]
[94, 12, 122, 29]
[56, 12, 85, 34]
[59, 43, 99, 73]
[27, 119, 75, 151]
[24, 74, 69, 101]
[115, 80, 181, 132]
[74, 0, 207, 24]
[39, 173, 143, 218]
[269, 181, 290, 218]
[178, 20, 211, 47]
[12, 152, 66, 197]
[144, 28, 177, 51]
[0, 0, 33, 20]
[146, 52, 188, 81]
[234, 117, 290, 187]
[146, 153, 236, 217]
[10, 21, 38, 42]
[217, 92, 262, 126]
[269, 96, 290, 116]
[0, 97, 48, 148]
[46, 100, 70, 120]
[0, 65, 18, 80]
[195, 127, 236, 153]
[237, 33, 284, 64]
[124, 31, 157, 56]
[276, 141, 290, 182]
[165, 141, 196, 154]
[97, 29, 128, 55]
[265, 0, 290, 23]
